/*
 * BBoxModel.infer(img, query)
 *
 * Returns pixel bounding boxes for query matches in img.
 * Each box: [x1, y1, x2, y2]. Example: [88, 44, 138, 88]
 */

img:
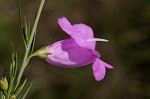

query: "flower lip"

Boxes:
[58, 17, 96, 50]
[58, 17, 109, 50]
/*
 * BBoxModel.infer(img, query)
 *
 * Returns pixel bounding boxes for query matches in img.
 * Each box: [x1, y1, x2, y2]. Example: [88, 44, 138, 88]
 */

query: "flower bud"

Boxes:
[0, 77, 8, 91]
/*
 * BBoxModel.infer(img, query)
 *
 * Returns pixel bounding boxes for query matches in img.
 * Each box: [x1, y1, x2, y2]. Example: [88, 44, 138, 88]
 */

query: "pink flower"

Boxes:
[47, 17, 113, 81]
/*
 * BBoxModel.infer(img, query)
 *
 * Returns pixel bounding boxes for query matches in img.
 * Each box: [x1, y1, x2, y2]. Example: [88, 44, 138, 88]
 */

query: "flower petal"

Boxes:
[47, 39, 98, 67]
[92, 58, 106, 81]
[73, 24, 94, 40]
[58, 17, 75, 35]
[101, 60, 113, 69]
[73, 24, 96, 49]
[58, 17, 95, 49]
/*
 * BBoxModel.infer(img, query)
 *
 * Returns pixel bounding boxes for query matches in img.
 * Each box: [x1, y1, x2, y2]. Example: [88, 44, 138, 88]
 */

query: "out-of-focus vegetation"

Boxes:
[0, 0, 150, 99]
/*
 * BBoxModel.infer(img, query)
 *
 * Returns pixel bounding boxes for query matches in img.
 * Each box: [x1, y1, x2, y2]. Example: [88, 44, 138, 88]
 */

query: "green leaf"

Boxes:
[19, 81, 33, 99]
[22, 26, 26, 47]
[18, 0, 26, 47]
[15, 79, 27, 97]
[6, 44, 18, 98]
[27, 21, 31, 45]
[29, 33, 36, 56]
[24, 18, 28, 44]
[10, 44, 18, 79]
[18, 0, 31, 49]
[22, 19, 31, 48]
[6, 78, 14, 99]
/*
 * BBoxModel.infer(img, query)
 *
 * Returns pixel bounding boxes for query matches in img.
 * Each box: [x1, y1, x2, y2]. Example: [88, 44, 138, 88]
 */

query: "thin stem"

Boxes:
[16, 0, 45, 89]
[6, 78, 14, 99]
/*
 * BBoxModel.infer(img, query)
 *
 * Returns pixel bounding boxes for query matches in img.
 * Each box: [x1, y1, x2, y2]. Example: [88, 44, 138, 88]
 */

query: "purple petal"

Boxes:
[58, 17, 95, 50]
[58, 17, 75, 35]
[92, 58, 106, 81]
[47, 39, 98, 67]
[73, 24, 94, 40]
[101, 60, 113, 69]
[73, 24, 96, 49]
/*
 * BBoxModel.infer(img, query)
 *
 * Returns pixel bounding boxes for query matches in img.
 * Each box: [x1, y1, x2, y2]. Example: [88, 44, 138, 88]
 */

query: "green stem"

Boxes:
[6, 78, 14, 99]
[16, 0, 45, 89]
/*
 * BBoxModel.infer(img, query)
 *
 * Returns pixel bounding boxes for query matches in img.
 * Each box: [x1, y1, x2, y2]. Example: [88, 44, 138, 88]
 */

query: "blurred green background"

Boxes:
[0, 0, 150, 99]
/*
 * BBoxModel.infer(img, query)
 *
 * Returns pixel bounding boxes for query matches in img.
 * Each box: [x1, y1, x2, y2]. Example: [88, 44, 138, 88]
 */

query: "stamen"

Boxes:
[87, 38, 109, 42]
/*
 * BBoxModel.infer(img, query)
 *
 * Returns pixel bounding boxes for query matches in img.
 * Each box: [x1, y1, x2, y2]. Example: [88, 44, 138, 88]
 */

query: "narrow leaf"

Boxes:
[7, 44, 18, 97]
[22, 27, 27, 47]
[15, 79, 27, 97]
[28, 21, 31, 39]
[28, 33, 36, 56]
[10, 44, 18, 79]
[22, 18, 31, 48]
[19, 81, 33, 99]
[18, 0, 23, 31]
[13, 52, 17, 78]
[18, 0, 27, 48]
[24, 18, 30, 44]
[7, 78, 14, 99]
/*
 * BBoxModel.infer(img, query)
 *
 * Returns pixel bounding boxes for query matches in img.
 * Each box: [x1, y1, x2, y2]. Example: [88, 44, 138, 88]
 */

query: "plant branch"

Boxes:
[16, 0, 45, 89]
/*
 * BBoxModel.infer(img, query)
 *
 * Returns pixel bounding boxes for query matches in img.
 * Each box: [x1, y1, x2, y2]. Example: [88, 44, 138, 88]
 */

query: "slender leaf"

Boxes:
[7, 44, 18, 98]
[22, 27, 27, 47]
[19, 82, 33, 99]
[28, 21, 31, 40]
[24, 18, 28, 43]
[15, 79, 27, 97]
[10, 44, 17, 79]
[22, 18, 32, 48]
[18, 0, 31, 48]
[10, 44, 18, 79]
[13, 52, 17, 79]
[18, 0, 23, 31]
[29, 33, 36, 56]
[18, 0, 26, 47]
[6, 78, 14, 99]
